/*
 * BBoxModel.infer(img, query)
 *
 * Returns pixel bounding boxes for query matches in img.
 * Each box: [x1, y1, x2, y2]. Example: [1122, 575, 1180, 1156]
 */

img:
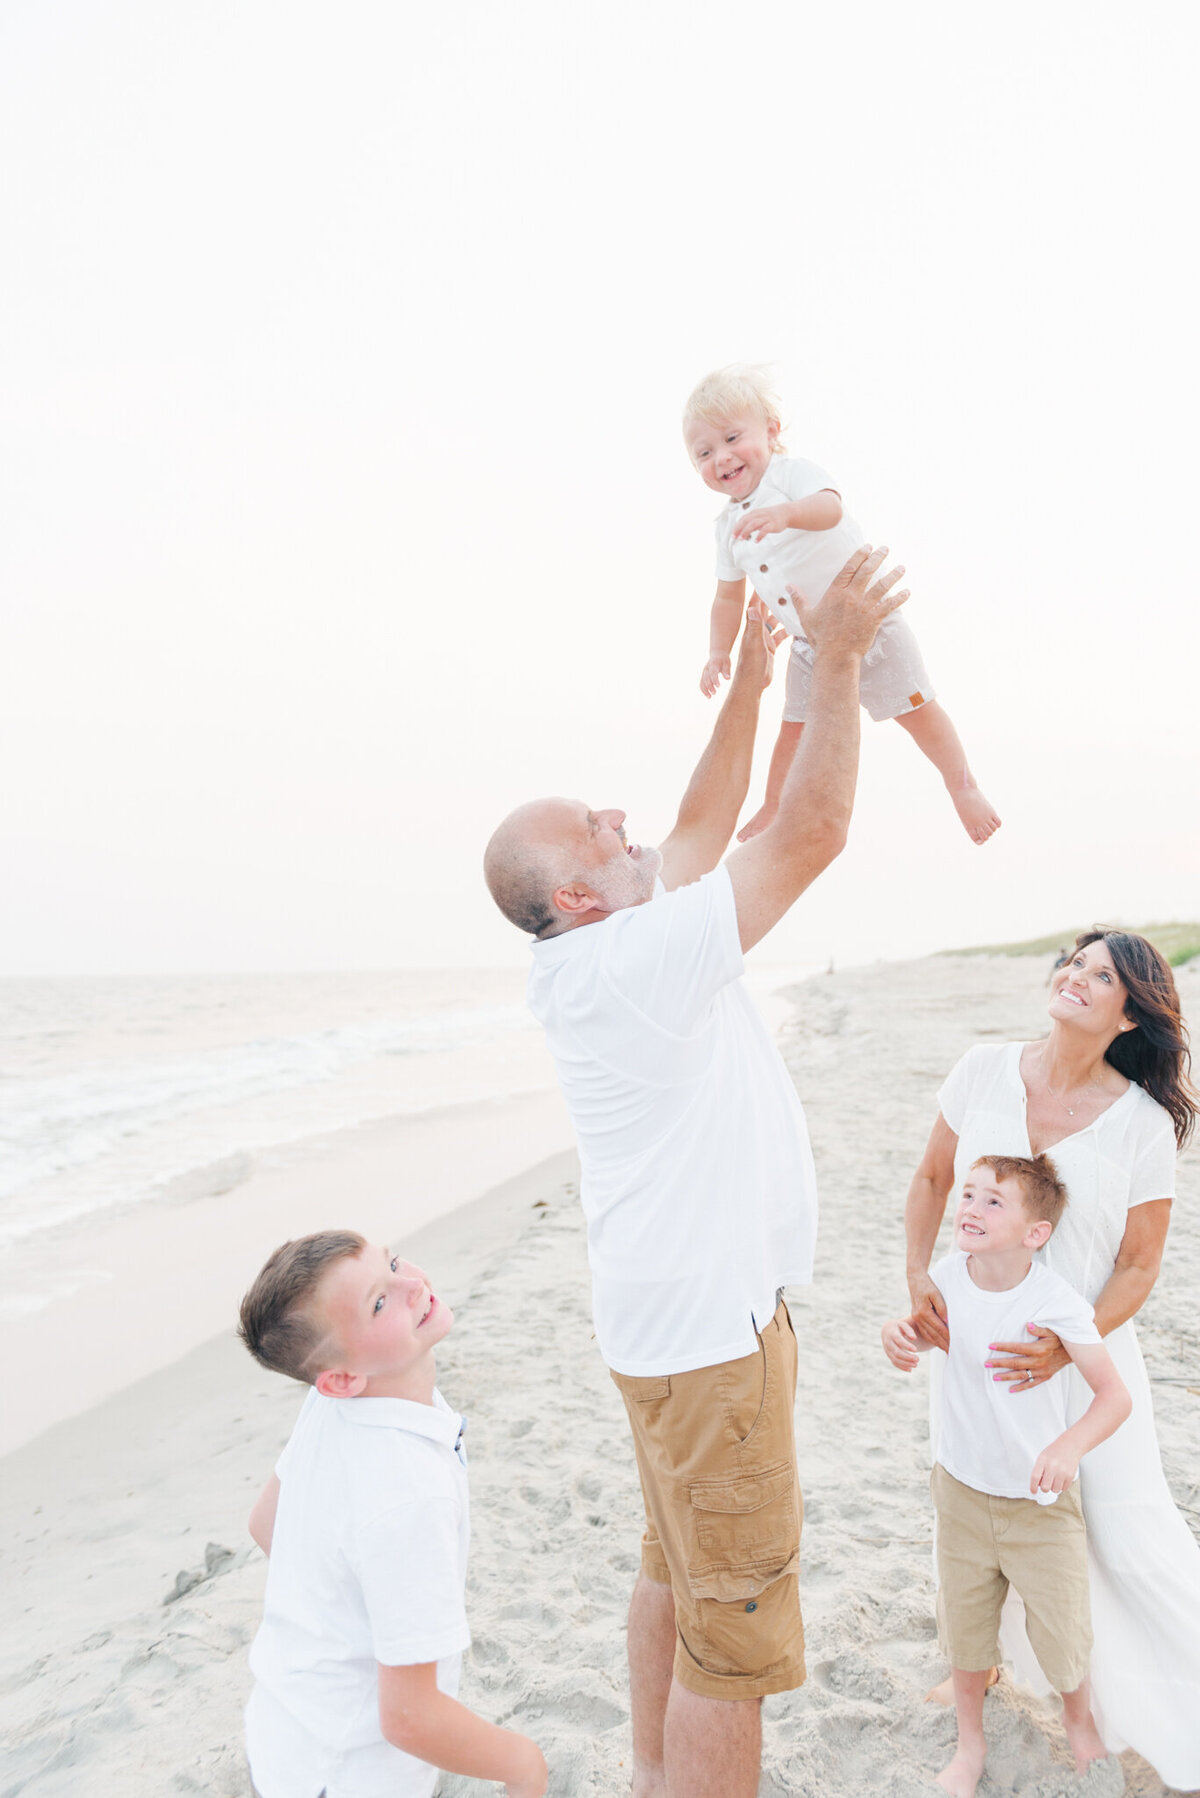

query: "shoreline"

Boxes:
[0, 1086, 574, 1456]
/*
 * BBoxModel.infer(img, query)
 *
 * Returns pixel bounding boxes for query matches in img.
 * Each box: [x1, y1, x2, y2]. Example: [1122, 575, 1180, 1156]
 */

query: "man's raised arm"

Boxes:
[726, 547, 908, 951]
[657, 601, 781, 891]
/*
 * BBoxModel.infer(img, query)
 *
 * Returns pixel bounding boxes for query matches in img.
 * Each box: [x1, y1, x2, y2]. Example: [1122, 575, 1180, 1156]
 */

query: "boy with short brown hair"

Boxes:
[882, 1156, 1131, 1798]
[238, 1231, 547, 1798]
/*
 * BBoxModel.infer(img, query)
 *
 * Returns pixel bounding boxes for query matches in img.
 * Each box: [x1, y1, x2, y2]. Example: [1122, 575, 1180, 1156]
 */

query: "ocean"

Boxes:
[0, 960, 818, 1321]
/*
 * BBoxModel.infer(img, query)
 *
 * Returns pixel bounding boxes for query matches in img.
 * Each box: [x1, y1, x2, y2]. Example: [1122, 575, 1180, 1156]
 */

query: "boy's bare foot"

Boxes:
[925, 1667, 998, 1705]
[1063, 1712, 1111, 1775]
[935, 1742, 986, 1798]
[737, 803, 777, 842]
[950, 781, 1001, 845]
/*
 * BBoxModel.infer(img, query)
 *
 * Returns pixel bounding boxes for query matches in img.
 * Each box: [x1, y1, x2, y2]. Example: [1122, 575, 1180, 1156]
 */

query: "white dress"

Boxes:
[937, 1042, 1200, 1790]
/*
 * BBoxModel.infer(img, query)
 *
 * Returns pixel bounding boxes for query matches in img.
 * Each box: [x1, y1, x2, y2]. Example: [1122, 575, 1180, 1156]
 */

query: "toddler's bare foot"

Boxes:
[935, 1742, 986, 1798]
[737, 803, 777, 842]
[950, 781, 1001, 845]
[925, 1667, 998, 1705]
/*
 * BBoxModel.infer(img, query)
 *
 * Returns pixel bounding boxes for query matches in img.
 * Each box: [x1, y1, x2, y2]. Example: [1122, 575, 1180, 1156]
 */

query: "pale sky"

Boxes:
[3, 1, 1197, 975]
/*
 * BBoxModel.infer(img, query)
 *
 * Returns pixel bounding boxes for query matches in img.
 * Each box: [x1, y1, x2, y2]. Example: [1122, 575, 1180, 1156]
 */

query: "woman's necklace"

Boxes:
[1043, 1071, 1103, 1117]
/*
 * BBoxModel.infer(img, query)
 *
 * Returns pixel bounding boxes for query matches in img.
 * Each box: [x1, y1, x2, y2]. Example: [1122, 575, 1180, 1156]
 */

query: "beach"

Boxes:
[2, 951, 1197, 1797]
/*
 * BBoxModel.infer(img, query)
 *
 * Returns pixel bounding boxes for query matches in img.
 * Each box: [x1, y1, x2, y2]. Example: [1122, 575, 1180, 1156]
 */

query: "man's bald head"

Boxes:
[483, 799, 587, 937]
[484, 798, 661, 937]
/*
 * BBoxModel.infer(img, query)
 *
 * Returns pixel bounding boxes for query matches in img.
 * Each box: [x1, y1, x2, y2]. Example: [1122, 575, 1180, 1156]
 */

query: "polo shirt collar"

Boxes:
[332, 1392, 463, 1449]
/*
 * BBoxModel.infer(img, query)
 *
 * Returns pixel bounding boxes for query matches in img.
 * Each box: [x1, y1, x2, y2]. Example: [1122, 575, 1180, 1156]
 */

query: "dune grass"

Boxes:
[940, 921, 1200, 968]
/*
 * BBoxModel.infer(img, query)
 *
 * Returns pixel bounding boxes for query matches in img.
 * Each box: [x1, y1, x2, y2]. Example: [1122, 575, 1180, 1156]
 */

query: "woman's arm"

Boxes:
[904, 1114, 959, 1348]
[989, 1198, 1173, 1388]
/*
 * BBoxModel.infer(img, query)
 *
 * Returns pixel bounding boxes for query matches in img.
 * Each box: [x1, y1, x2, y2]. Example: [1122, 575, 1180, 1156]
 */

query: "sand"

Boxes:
[2, 952, 1197, 1797]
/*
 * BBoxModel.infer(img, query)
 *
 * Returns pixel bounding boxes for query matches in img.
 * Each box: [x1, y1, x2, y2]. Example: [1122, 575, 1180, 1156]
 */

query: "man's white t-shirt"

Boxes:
[245, 1386, 470, 1798]
[931, 1250, 1101, 1505]
[527, 864, 817, 1376]
[714, 455, 868, 640]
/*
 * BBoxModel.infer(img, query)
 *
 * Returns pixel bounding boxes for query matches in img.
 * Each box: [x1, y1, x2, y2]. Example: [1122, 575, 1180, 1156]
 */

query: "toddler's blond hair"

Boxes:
[682, 364, 787, 454]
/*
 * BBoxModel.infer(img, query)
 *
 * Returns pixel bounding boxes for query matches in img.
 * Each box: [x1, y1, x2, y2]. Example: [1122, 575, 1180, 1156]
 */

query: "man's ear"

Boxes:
[315, 1368, 367, 1399]
[551, 882, 603, 920]
[1024, 1219, 1053, 1252]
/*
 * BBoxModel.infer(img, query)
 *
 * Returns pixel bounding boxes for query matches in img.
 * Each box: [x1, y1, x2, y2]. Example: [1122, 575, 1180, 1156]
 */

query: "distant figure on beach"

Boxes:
[237, 1233, 548, 1798]
[903, 930, 1200, 1791]
[683, 365, 1000, 845]
[883, 1153, 1130, 1797]
[484, 547, 907, 1798]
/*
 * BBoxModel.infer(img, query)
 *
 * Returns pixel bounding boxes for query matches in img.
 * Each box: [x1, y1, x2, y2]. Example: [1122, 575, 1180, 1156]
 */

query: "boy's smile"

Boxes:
[684, 410, 779, 502]
[315, 1244, 454, 1401]
[955, 1171, 1041, 1259]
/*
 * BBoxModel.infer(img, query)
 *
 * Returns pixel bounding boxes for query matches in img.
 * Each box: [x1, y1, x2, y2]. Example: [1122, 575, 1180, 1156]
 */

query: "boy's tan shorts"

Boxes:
[610, 1299, 805, 1701]
[932, 1463, 1092, 1693]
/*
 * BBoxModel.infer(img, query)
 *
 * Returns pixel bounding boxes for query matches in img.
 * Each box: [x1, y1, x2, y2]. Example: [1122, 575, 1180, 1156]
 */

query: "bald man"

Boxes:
[484, 549, 907, 1798]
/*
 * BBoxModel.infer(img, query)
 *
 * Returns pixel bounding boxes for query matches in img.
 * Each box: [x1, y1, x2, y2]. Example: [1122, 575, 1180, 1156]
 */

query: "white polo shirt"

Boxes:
[714, 454, 866, 638]
[527, 864, 817, 1376]
[245, 1386, 470, 1798]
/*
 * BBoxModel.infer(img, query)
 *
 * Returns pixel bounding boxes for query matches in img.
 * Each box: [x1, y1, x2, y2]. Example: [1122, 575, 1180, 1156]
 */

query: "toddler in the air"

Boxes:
[684, 365, 1000, 845]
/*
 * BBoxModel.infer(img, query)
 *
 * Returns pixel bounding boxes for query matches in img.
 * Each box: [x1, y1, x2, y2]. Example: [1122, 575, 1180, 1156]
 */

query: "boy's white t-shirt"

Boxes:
[527, 864, 817, 1376]
[931, 1250, 1100, 1505]
[714, 455, 870, 639]
[245, 1385, 470, 1798]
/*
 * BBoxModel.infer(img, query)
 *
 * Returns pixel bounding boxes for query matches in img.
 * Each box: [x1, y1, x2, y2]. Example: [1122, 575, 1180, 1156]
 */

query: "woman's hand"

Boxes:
[986, 1322, 1070, 1391]
[907, 1271, 950, 1351]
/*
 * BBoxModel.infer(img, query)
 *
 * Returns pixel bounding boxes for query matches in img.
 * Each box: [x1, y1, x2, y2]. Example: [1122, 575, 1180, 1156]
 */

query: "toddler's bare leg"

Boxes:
[894, 701, 1001, 845]
[936, 1668, 990, 1798]
[1060, 1676, 1109, 1774]
[737, 722, 804, 842]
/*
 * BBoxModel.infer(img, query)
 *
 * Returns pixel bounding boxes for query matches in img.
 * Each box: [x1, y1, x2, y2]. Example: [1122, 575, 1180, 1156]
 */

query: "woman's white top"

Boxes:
[937, 1041, 1176, 1301]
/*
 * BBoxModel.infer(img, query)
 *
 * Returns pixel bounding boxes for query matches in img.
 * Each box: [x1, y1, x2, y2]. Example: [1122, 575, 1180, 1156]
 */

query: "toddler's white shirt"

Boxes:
[714, 455, 870, 635]
[931, 1250, 1100, 1505]
[245, 1385, 470, 1798]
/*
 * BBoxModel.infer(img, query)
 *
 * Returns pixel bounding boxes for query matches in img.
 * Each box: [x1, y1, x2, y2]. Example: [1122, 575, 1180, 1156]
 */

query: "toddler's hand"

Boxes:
[700, 654, 731, 697]
[1030, 1438, 1078, 1497]
[881, 1317, 921, 1371]
[733, 504, 791, 543]
[504, 1735, 549, 1798]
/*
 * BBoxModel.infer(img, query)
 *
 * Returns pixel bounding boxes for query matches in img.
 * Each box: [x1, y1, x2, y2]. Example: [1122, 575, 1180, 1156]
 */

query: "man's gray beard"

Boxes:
[593, 845, 661, 912]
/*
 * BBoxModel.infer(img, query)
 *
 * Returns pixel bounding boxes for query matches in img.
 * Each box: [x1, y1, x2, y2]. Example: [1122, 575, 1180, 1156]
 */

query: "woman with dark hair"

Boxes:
[904, 929, 1199, 1789]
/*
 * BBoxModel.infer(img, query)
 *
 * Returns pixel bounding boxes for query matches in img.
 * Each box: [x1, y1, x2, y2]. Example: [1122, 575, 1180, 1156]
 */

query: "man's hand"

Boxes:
[733, 503, 792, 543]
[732, 596, 787, 696]
[791, 545, 908, 661]
[700, 654, 730, 697]
[1031, 1433, 1078, 1497]
[881, 1317, 924, 1371]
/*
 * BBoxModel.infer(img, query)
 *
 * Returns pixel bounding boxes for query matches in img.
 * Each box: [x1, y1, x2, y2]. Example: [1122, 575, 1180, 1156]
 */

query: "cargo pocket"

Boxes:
[685, 1460, 800, 1602]
[684, 1460, 802, 1677]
